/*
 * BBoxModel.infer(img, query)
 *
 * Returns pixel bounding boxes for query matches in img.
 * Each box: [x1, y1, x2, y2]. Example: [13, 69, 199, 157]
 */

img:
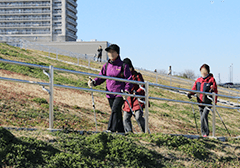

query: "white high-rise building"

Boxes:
[0, 0, 78, 42]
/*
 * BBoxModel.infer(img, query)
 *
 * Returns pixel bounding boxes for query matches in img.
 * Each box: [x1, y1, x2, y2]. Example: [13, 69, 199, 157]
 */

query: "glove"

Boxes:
[209, 88, 214, 93]
[187, 93, 192, 99]
[122, 90, 129, 100]
[88, 79, 96, 88]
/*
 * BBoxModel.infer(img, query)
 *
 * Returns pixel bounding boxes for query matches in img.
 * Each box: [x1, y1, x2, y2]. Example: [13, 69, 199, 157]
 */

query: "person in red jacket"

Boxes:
[122, 58, 146, 133]
[187, 64, 218, 137]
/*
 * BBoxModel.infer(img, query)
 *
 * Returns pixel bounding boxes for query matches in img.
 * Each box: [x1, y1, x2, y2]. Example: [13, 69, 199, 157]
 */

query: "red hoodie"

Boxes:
[190, 73, 218, 104]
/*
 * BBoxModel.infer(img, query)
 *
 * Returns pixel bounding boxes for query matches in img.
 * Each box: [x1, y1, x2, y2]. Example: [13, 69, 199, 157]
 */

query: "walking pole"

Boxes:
[190, 99, 199, 135]
[121, 90, 138, 133]
[207, 96, 231, 137]
[89, 76, 98, 132]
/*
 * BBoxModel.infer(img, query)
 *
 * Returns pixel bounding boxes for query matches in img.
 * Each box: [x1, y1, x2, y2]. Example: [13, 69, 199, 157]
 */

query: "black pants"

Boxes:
[199, 106, 210, 136]
[97, 55, 102, 62]
[107, 97, 125, 133]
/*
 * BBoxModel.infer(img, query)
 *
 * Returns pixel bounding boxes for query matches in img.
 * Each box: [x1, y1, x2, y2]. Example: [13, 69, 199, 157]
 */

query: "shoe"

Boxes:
[203, 135, 207, 138]
[104, 130, 111, 133]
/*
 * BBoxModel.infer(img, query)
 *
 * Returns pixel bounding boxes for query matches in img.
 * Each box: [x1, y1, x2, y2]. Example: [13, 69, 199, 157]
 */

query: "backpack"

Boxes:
[104, 62, 126, 78]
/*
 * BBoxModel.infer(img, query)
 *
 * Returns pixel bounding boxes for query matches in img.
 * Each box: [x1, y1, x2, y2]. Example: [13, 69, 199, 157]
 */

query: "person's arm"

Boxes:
[93, 64, 107, 86]
[211, 78, 218, 104]
[187, 80, 197, 99]
[123, 64, 133, 93]
[136, 73, 145, 95]
[190, 80, 197, 95]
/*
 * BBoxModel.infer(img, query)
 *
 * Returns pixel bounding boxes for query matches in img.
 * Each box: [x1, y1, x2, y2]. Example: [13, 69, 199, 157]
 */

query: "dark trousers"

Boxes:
[107, 97, 125, 133]
[123, 110, 145, 133]
[199, 106, 210, 136]
[97, 55, 102, 62]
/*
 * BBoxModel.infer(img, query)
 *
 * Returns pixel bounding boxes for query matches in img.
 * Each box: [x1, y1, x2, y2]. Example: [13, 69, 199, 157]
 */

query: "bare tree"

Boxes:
[181, 69, 196, 79]
[157, 69, 167, 75]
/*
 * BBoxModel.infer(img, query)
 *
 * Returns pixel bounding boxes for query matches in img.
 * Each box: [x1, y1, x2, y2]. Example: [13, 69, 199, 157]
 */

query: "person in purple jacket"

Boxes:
[88, 44, 133, 133]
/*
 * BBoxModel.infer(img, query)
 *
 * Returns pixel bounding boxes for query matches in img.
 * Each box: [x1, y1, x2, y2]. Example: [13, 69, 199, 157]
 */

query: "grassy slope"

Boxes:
[1, 127, 240, 167]
[0, 43, 240, 167]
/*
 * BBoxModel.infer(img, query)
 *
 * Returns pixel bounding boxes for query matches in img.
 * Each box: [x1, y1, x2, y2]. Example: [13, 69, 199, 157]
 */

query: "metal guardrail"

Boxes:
[0, 34, 238, 98]
[0, 59, 240, 137]
[137, 68, 240, 96]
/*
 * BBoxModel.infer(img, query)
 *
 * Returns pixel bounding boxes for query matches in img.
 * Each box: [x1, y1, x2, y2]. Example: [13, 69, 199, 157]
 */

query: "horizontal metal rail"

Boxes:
[0, 76, 145, 99]
[149, 82, 240, 99]
[1, 59, 240, 137]
[0, 59, 145, 85]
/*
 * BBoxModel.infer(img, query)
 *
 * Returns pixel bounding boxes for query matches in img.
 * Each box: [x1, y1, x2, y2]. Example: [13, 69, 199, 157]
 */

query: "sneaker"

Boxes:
[203, 135, 207, 138]
[103, 130, 111, 133]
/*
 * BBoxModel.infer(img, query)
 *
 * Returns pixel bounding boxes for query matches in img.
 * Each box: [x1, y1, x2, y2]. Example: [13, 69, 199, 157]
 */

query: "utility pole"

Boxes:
[218, 73, 221, 84]
[229, 64, 233, 82]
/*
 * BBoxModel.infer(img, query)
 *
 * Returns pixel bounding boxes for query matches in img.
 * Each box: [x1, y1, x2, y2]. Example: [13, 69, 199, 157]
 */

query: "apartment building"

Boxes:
[0, 0, 78, 42]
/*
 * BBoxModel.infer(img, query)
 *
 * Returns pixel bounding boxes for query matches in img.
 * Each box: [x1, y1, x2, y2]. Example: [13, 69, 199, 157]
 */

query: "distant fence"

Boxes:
[0, 35, 107, 64]
[1, 58, 240, 137]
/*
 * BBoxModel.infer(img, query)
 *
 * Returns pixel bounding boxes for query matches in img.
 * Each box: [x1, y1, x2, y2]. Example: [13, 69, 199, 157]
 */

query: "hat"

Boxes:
[105, 44, 120, 54]
[123, 58, 133, 69]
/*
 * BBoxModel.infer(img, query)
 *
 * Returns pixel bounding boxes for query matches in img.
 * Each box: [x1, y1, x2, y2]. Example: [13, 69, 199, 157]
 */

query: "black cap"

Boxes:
[123, 58, 134, 69]
[105, 44, 120, 54]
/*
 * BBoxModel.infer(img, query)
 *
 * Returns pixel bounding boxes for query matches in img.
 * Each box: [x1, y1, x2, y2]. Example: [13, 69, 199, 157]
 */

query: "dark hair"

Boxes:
[123, 58, 134, 70]
[200, 64, 210, 73]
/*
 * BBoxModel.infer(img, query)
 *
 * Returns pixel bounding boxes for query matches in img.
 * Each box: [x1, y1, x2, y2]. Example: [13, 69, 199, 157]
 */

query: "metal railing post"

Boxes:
[156, 73, 158, 83]
[170, 74, 172, 86]
[88, 58, 90, 68]
[56, 51, 58, 60]
[49, 65, 54, 129]
[212, 93, 216, 137]
[145, 81, 149, 133]
[77, 55, 79, 65]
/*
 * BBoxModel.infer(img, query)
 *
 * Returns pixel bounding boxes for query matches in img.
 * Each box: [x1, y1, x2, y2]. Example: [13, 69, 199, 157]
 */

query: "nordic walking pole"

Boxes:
[189, 98, 199, 135]
[206, 96, 231, 137]
[89, 76, 98, 132]
[121, 90, 137, 133]
[215, 109, 231, 137]
[187, 93, 200, 135]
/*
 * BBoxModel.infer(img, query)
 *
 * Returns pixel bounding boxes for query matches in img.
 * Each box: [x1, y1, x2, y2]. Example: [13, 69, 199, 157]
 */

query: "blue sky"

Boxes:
[77, 0, 240, 83]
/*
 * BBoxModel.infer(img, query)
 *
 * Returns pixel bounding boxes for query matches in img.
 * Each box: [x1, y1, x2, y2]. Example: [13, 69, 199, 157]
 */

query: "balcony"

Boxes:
[66, 32, 77, 39]
[0, 10, 51, 15]
[0, 24, 51, 28]
[0, 31, 51, 35]
[67, 0, 77, 7]
[66, 17, 77, 26]
[67, 11, 77, 20]
[53, 17, 62, 21]
[53, 11, 62, 14]
[67, 4, 77, 14]
[0, 17, 51, 21]
[0, 3, 51, 8]
[67, 24, 77, 32]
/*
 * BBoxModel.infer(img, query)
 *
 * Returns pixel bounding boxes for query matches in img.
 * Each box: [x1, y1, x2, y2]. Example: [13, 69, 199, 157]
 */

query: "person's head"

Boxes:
[105, 44, 120, 61]
[99, 45, 102, 49]
[123, 58, 134, 71]
[200, 64, 210, 78]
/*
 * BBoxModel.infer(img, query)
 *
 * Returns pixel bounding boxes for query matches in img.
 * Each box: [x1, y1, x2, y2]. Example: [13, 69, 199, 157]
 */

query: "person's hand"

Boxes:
[88, 79, 95, 88]
[122, 90, 129, 100]
[187, 93, 192, 99]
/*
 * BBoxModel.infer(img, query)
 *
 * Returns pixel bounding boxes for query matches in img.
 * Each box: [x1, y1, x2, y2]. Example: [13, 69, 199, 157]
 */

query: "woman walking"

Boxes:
[187, 64, 218, 137]
[88, 44, 132, 133]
